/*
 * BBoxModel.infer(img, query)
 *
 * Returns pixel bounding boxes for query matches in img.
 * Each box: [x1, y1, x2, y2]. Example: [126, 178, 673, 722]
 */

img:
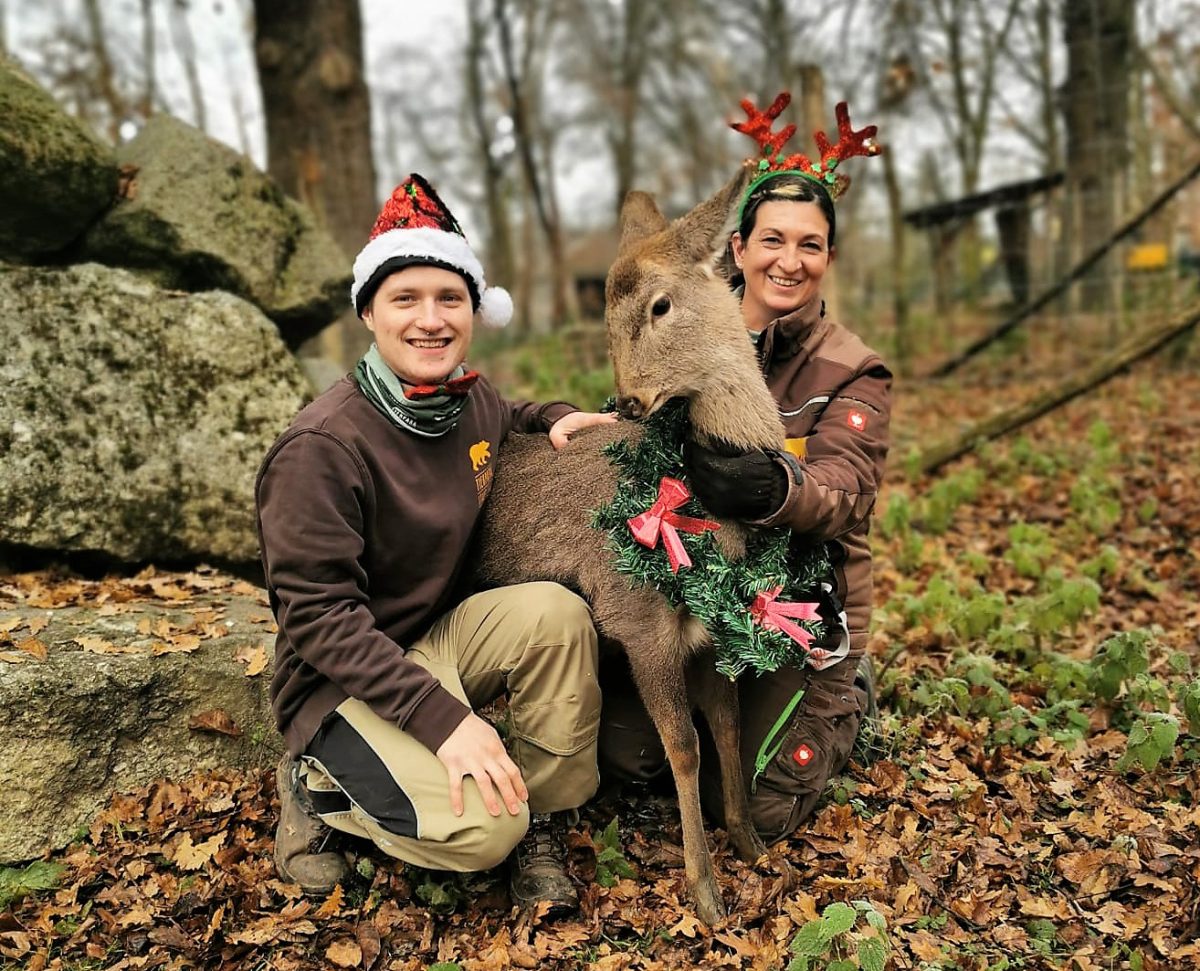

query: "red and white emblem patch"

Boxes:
[847, 410, 868, 432]
[793, 743, 814, 767]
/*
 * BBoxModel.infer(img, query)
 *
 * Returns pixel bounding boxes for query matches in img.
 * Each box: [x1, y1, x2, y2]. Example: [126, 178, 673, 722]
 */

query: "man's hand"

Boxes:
[683, 440, 789, 521]
[549, 411, 619, 450]
[435, 712, 528, 817]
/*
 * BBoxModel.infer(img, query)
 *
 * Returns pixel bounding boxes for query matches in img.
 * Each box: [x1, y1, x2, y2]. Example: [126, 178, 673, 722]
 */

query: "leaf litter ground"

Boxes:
[1, 361, 1199, 971]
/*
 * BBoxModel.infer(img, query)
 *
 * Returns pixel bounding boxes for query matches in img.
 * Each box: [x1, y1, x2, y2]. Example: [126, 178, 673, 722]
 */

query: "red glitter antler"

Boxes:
[814, 102, 880, 167]
[731, 92, 796, 159]
[732, 93, 881, 201]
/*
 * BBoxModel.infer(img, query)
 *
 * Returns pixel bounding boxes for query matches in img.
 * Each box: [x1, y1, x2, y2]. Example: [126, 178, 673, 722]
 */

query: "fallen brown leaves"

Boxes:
[0, 565, 273, 675]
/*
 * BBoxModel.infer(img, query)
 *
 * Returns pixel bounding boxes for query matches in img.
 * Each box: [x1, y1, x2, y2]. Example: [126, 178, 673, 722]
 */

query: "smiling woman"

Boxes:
[732, 192, 834, 332]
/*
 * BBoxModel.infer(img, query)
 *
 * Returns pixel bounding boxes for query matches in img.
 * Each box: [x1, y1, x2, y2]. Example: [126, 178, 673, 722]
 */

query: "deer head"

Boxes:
[605, 167, 784, 452]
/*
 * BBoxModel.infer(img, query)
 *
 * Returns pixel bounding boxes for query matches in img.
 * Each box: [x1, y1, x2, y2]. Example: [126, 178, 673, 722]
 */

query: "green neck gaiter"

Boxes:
[353, 344, 470, 438]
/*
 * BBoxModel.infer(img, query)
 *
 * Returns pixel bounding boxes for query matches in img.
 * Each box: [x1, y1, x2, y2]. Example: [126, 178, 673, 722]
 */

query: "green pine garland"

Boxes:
[591, 398, 834, 679]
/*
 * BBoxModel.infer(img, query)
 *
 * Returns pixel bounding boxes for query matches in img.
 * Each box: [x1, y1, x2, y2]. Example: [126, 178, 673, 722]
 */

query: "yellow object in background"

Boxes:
[1126, 243, 1169, 271]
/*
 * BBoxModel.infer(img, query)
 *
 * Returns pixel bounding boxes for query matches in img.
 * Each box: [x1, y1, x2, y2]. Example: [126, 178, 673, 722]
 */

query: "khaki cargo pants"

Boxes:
[299, 582, 601, 872]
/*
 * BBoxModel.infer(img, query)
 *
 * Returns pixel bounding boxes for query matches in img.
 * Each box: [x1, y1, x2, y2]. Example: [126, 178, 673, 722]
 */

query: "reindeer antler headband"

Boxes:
[732, 93, 881, 215]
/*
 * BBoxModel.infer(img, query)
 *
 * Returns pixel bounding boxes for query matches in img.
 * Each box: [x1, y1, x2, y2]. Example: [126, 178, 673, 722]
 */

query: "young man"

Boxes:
[256, 174, 615, 915]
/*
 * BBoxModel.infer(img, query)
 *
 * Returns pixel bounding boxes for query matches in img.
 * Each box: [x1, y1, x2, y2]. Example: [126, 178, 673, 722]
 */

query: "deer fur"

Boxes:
[475, 167, 786, 924]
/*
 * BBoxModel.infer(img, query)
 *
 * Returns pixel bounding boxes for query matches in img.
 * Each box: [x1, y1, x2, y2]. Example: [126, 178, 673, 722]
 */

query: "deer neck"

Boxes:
[687, 354, 784, 452]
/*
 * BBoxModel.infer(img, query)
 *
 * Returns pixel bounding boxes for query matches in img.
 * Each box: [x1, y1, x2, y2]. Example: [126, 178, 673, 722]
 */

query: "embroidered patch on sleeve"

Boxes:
[793, 743, 815, 767]
[847, 410, 868, 432]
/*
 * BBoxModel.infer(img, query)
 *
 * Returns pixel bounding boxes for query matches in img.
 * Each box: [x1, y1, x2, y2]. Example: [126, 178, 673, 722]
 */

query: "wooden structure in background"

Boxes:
[903, 172, 1064, 308]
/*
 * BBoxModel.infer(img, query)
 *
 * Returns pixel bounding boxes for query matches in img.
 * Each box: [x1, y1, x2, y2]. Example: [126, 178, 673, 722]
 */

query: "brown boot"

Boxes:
[273, 755, 351, 895]
[508, 812, 579, 917]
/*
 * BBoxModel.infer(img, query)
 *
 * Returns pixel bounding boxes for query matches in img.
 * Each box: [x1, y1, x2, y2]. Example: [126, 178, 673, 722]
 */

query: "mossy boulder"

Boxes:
[81, 114, 351, 346]
[0, 56, 118, 259]
[0, 262, 309, 563]
[0, 590, 279, 863]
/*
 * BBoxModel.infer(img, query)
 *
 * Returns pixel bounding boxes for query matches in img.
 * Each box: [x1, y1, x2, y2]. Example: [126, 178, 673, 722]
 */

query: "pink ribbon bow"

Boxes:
[627, 477, 721, 574]
[749, 586, 822, 650]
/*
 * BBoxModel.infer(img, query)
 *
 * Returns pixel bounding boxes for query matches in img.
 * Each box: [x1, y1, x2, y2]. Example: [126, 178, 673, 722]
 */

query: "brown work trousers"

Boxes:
[300, 582, 601, 872]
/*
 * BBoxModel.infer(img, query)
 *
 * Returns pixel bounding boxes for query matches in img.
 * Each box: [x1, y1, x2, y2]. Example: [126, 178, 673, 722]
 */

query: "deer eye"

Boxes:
[651, 296, 671, 318]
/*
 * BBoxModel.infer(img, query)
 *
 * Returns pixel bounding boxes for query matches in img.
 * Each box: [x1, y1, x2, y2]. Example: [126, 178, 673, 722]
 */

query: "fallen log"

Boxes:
[918, 302, 1200, 475]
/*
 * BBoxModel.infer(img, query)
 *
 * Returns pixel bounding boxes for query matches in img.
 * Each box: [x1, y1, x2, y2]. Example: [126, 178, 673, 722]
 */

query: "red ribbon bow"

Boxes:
[403, 369, 480, 400]
[627, 477, 720, 574]
[749, 586, 821, 650]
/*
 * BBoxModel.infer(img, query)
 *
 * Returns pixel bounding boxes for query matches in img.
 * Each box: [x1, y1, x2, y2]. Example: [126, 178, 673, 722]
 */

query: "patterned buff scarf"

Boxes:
[354, 344, 474, 438]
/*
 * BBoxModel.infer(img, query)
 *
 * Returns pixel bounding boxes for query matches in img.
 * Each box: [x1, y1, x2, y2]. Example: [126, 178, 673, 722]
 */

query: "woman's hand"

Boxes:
[683, 440, 790, 521]
[549, 411, 619, 450]
[435, 712, 528, 817]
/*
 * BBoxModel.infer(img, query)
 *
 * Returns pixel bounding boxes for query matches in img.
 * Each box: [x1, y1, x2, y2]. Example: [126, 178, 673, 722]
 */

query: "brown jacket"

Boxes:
[256, 376, 576, 759]
[754, 297, 892, 656]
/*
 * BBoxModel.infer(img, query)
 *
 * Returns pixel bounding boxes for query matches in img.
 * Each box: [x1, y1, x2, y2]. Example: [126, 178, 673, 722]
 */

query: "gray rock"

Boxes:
[0, 591, 279, 863]
[0, 57, 118, 259]
[0, 262, 310, 563]
[297, 355, 348, 397]
[81, 114, 351, 346]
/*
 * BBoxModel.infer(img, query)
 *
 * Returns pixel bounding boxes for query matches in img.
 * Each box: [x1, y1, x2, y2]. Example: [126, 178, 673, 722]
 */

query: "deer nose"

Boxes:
[616, 395, 644, 420]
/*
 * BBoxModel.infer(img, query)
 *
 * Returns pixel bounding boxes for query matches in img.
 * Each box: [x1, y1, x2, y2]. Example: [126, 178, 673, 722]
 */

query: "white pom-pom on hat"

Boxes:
[478, 286, 513, 328]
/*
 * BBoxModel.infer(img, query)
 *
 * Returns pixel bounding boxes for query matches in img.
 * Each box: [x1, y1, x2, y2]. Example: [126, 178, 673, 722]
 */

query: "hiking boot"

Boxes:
[852, 653, 881, 766]
[508, 812, 579, 917]
[274, 754, 351, 895]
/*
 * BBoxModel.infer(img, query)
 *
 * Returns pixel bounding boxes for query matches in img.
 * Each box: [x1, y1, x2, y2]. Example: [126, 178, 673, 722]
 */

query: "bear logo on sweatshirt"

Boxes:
[469, 440, 492, 471]
[470, 440, 493, 505]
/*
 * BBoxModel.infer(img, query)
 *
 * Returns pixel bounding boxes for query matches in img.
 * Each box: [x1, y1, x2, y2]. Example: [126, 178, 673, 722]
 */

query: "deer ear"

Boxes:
[673, 166, 753, 267]
[618, 191, 668, 251]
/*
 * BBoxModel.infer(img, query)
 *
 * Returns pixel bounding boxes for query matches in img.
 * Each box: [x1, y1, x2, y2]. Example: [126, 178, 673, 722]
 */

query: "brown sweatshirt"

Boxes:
[256, 375, 577, 758]
[754, 298, 892, 656]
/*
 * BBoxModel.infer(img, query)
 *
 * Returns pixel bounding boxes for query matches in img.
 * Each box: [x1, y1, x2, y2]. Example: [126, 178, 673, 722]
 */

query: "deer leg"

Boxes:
[626, 652, 725, 925]
[690, 661, 769, 863]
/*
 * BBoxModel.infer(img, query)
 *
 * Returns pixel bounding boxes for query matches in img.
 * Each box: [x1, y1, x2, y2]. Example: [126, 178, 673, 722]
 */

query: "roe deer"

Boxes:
[475, 166, 793, 924]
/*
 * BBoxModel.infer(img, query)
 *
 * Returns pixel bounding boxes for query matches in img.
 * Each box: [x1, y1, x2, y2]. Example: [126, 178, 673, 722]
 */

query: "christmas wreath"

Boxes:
[592, 399, 835, 678]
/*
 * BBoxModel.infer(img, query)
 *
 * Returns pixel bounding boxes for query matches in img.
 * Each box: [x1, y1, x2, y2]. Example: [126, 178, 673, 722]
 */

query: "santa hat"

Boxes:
[350, 173, 513, 328]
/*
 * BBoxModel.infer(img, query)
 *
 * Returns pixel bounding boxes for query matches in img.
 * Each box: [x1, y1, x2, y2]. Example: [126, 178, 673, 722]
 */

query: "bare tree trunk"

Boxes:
[139, 0, 155, 119]
[82, 0, 122, 142]
[254, 0, 377, 366]
[795, 63, 840, 321]
[226, 50, 252, 155]
[518, 189, 536, 332]
[1062, 0, 1135, 313]
[881, 143, 910, 376]
[1138, 44, 1200, 141]
[493, 0, 573, 328]
[168, 0, 206, 132]
[465, 0, 514, 293]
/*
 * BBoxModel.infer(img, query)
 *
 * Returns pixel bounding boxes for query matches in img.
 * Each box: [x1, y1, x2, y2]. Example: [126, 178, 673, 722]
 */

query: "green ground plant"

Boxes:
[593, 817, 635, 888]
[878, 417, 1198, 776]
[786, 900, 889, 971]
[0, 861, 65, 910]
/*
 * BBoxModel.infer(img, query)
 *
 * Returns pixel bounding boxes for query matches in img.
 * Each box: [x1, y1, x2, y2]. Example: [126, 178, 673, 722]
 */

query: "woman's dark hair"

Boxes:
[738, 172, 836, 247]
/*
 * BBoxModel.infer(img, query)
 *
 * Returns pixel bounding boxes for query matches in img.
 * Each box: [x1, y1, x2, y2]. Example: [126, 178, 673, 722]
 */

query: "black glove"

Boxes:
[682, 440, 790, 521]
